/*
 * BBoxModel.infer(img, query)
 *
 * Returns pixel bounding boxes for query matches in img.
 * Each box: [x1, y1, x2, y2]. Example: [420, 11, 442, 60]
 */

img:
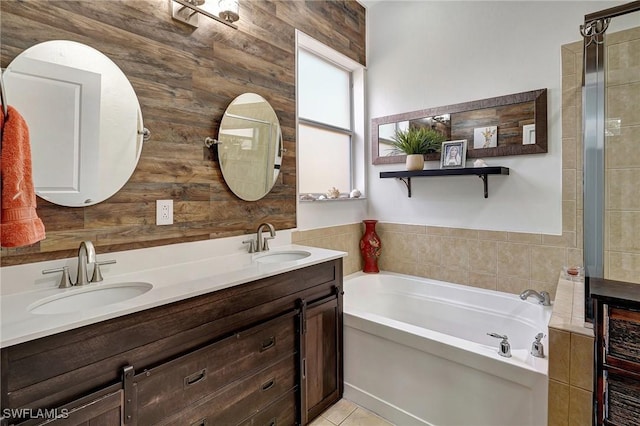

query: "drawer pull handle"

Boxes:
[191, 418, 207, 426]
[184, 368, 207, 388]
[266, 417, 277, 426]
[261, 378, 276, 392]
[261, 336, 276, 352]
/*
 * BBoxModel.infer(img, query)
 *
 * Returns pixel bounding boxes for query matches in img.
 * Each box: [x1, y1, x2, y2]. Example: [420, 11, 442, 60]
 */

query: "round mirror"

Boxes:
[218, 93, 283, 201]
[3, 40, 145, 207]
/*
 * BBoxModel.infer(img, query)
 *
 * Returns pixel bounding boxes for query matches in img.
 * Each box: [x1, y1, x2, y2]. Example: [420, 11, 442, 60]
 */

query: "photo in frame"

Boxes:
[522, 124, 535, 145]
[473, 126, 498, 149]
[440, 140, 467, 169]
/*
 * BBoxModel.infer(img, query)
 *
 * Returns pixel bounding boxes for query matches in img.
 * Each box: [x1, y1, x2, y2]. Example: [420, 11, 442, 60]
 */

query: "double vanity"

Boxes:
[1, 244, 346, 426]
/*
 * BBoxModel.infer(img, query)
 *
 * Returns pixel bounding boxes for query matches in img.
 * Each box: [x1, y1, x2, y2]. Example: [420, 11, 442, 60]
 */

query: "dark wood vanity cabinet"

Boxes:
[591, 279, 640, 426]
[1, 259, 343, 426]
[301, 294, 342, 423]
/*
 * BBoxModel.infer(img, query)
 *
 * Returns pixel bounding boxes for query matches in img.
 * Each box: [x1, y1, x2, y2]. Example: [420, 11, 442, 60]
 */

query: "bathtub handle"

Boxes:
[487, 332, 507, 340]
[487, 333, 511, 358]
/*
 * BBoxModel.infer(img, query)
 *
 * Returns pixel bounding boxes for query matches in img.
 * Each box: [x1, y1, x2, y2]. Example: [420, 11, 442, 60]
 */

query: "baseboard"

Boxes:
[343, 382, 432, 426]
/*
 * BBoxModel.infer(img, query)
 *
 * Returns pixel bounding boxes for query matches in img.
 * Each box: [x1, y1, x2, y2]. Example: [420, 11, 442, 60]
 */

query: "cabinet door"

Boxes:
[596, 304, 640, 426]
[21, 389, 122, 426]
[605, 370, 640, 426]
[302, 287, 343, 423]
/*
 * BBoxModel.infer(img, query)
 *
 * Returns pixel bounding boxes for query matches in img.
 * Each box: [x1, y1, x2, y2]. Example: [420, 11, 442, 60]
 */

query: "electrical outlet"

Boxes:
[156, 200, 173, 225]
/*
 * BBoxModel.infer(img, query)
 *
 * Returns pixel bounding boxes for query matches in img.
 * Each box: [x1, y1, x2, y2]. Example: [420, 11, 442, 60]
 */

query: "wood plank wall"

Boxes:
[0, 0, 366, 266]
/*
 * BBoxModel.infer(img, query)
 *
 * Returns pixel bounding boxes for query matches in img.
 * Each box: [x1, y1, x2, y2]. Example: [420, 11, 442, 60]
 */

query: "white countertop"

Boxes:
[1, 244, 346, 348]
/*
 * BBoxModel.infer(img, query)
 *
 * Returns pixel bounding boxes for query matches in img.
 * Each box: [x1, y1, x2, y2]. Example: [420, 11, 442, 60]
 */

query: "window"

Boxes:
[297, 32, 364, 199]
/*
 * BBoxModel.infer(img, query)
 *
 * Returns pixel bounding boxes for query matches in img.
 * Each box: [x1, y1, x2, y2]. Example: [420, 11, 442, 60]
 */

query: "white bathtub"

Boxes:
[343, 271, 552, 426]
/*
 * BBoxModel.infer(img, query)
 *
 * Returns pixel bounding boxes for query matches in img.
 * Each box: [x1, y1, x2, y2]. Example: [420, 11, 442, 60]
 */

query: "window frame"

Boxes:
[296, 32, 365, 201]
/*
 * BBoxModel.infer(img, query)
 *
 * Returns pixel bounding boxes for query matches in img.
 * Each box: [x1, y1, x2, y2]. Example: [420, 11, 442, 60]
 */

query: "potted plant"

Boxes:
[422, 128, 447, 153]
[390, 127, 446, 170]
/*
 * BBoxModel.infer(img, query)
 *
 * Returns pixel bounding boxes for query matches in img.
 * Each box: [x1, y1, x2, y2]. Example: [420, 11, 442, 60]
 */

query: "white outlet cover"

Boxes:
[156, 200, 173, 225]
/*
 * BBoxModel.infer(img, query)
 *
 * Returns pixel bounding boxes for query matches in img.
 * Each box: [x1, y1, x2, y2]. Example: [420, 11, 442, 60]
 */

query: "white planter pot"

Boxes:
[406, 154, 425, 171]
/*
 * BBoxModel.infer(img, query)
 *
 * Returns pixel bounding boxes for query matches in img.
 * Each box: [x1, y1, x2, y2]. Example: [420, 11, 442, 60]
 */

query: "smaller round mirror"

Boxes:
[218, 93, 283, 201]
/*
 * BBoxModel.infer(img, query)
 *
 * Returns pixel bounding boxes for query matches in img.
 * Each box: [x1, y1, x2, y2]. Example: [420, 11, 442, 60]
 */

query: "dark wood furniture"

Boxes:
[1, 259, 343, 426]
[379, 166, 509, 198]
[591, 278, 640, 426]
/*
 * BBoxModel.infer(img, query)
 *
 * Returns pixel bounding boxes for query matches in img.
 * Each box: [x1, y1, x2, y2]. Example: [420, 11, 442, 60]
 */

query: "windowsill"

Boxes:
[299, 196, 367, 203]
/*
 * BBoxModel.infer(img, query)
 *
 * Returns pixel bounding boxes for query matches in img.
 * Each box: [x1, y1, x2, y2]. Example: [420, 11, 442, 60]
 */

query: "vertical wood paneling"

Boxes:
[0, 0, 365, 266]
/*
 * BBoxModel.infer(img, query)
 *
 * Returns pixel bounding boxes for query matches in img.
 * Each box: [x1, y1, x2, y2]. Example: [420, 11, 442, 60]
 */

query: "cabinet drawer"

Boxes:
[237, 390, 297, 426]
[17, 388, 122, 426]
[133, 311, 297, 425]
[606, 371, 640, 426]
[607, 307, 640, 364]
[158, 354, 297, 426]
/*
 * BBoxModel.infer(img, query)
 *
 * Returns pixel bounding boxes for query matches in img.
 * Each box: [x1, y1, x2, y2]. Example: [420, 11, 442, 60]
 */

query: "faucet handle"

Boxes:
[91, 259, 117, 283]
[540, 291, 551, 306]
[43, 266, 73, 288]
[487, 332, 511, 357]
[531, 333, 546, 358]
[242, 239, 256, 253]
[262, 235, 275, 251]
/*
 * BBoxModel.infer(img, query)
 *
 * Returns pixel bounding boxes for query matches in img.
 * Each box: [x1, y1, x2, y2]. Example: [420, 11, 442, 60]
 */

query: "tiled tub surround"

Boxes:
[294, 222, 582, 299]
[376, 223, 582, 299]
[292, 224, 363, 276]
[548, 276, 594, 426]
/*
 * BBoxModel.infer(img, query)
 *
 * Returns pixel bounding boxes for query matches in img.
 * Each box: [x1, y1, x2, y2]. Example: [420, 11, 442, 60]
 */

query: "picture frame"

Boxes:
[473, 126, 498, 149]
[522, 124, 535, 145]
[440, 140, 467, 169]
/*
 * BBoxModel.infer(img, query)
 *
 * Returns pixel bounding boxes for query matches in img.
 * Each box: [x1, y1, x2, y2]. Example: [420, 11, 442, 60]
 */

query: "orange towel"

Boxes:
[1, 105, 46, 247]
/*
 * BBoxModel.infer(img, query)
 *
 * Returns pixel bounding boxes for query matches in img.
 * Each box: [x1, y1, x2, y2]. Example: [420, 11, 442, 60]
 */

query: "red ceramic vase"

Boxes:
[360, 220, 381, 273]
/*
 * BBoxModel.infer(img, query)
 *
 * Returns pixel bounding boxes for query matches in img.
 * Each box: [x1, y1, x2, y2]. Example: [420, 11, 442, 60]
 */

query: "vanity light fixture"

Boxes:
[170, 0, 239, 29]
[218, 0, 239, 23]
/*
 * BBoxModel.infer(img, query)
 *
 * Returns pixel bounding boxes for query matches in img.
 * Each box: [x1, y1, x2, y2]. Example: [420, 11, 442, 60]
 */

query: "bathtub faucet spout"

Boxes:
[519, 289, 551, 306]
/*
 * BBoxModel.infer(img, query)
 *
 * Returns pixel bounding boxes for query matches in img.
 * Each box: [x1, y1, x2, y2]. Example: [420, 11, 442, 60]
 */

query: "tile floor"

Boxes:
[310, 399, 394, 426]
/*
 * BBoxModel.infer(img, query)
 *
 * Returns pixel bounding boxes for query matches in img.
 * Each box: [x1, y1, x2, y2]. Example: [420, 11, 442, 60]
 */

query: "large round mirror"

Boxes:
[3, 40, 145, 207]
[218, 93, 282, 201]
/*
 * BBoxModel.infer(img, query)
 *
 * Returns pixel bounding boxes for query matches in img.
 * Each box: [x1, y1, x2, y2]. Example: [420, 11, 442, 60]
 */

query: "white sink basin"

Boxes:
[254, 250, 311, 264]
[28, 282, 153, 315]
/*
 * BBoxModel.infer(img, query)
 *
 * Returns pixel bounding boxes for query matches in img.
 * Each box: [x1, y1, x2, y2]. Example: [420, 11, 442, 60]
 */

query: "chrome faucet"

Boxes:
[76, 240, 96, 286]
[256, 223, 276, 252]
[519, 289, 551, 306]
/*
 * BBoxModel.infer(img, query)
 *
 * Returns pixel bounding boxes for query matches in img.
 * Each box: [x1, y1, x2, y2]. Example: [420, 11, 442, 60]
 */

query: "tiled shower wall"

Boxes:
[604, 27, 640, 284]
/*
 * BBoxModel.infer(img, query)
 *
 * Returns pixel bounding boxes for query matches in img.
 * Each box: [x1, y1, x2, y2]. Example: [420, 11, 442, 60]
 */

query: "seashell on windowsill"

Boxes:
[326, 187, 340, 199]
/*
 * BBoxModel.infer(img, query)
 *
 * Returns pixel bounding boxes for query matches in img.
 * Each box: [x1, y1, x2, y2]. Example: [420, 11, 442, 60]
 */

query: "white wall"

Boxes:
[298, 1, 635, 234]
[364, 0, 630, 234]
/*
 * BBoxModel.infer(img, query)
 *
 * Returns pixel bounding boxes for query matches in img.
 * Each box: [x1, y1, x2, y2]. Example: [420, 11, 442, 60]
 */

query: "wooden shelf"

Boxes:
[379, 166, 509, 198]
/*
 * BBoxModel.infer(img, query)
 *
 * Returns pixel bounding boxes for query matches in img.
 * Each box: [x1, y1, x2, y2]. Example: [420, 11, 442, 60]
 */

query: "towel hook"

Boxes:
[0, 69, 8, 119]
